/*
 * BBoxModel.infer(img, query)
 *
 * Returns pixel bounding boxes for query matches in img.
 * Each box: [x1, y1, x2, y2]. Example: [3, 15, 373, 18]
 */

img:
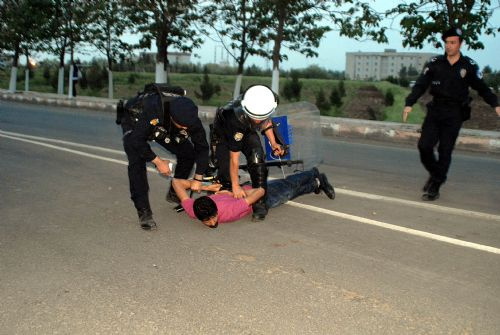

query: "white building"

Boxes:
[345, 49, 439, 80]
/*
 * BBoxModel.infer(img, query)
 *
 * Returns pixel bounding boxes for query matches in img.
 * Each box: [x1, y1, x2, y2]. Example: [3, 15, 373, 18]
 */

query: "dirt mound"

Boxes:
[343, 86, 385, 120]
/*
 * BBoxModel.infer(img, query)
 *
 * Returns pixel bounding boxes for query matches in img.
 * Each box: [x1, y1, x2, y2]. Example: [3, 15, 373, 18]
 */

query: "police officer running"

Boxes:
[403, 27, 500, 201]
[118, 84, 209, 229]
[212, 85, 285, 221]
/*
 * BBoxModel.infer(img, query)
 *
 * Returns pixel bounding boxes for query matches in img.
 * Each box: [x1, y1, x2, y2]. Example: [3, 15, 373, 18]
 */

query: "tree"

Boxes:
[386, 0, 499, 50]
[329, 87, 341, 107]
[338, 80, 346, 97]
[86, 0, 133, 99]
[0, 0, 53, 92]
[203, 0, 266, 99]
[123, 0, 204, 84]
[257, 0, 387, 94]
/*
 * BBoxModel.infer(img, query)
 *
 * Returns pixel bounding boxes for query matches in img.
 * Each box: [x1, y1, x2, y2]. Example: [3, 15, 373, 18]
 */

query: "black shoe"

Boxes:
[137, 208, 157, 230]
[318, 173, 335, 199]
[166, 186, 180, 204]
[422, 177, 433, 192]
[422, 181, 441, 201]
[252, 201, 268, 221]
[312, 167, 321, 194]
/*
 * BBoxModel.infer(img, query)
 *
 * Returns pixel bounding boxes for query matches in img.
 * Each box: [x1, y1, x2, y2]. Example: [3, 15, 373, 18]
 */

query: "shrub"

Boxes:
[282, 71, 302, 101]
[385, 90, 394, 106]
[195, 66, 220, 102]
[315, 89, 331, 112]
[338, 80, 346, 97]
[329, 88, 342, 107]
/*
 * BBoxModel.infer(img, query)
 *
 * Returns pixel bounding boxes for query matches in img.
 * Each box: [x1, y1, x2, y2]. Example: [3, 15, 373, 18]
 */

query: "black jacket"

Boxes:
[405, 54, 498, 108]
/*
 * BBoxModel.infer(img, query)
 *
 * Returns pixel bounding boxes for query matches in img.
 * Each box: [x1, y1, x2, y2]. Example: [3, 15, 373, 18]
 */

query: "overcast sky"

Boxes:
[193, 4, 500, 71]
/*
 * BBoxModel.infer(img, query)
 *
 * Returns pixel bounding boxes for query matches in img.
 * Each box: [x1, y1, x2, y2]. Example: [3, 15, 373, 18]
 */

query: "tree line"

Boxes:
[1, 0, 498, 99]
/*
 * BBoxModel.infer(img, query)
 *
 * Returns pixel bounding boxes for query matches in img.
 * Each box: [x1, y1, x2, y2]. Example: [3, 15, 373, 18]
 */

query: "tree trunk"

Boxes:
[9, 48, 19, 93]
[155, 31, 168, 83]
[233, 74, 243, 100]
[24, 53, 29, 92]
[271, 7, 286, 95]
[108, 69, 113, 99]
[58, 50, 65, 95]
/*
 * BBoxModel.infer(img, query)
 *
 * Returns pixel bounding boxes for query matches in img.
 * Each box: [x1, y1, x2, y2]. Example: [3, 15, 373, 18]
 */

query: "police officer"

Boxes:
[119, 87, 209, 229]
[403, 27, 500, 201]
[212, 85, 285, 221]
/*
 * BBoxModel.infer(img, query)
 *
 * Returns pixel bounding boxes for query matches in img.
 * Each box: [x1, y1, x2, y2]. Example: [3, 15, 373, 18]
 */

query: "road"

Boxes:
[1, 101, 499, 334]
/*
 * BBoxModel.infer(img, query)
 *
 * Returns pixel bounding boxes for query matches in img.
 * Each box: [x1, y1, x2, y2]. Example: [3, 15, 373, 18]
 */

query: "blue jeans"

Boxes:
[265, 169, 318, 209]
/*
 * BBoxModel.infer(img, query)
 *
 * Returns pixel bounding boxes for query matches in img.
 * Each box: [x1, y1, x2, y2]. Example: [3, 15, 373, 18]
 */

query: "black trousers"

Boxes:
[123, 134, 195, 211]
[215, 131, 266, 189]
[417, 104, 463, 184]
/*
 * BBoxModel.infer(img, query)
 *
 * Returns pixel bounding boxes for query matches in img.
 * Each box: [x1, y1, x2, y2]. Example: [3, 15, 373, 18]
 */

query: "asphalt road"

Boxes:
[1, 101, 500, 334]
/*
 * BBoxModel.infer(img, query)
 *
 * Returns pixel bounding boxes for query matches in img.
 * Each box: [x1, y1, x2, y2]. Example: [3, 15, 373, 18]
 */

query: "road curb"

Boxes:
[1, 89, 498, 154]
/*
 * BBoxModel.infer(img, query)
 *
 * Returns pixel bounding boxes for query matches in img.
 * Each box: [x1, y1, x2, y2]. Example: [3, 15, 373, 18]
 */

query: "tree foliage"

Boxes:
[386, 0, 499, 50]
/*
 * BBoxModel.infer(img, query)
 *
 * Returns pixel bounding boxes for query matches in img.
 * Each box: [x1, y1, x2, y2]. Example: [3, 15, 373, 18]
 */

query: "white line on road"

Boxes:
[2, 130, 500, 255]
[286, 201, 500, 255]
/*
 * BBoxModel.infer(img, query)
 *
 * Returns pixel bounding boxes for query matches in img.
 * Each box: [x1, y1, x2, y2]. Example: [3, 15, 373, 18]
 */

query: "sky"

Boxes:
[192, 3, 500, 72]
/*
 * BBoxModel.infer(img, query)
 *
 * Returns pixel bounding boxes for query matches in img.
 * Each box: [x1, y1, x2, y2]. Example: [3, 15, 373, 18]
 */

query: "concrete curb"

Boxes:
[1, 89, 499, 154]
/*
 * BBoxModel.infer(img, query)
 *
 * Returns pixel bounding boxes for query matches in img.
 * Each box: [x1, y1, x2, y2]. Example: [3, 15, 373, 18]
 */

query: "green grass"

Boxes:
[0, 68, 425, 124]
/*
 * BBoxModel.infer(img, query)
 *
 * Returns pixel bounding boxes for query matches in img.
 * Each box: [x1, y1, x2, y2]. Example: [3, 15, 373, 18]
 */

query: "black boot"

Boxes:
[252, 199, 268, 221]
[137, 208, 157, 230]
[422, 181, 441, 201]
[166, 185, 180, 204]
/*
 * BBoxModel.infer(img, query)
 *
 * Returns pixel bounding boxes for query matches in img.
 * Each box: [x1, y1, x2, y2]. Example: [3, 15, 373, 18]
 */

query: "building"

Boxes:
[345, 49, 439, 80]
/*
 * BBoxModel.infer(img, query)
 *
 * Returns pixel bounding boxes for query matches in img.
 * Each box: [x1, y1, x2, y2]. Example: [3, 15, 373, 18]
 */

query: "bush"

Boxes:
[86, 64, 106, 90]
[385, 90, 394, 106]
[128, 73, 136, 84]
[338, 80, 346, 97]
[282, 71, 302, 101]
[329, 88, 342, 107]
[43, 66, 51, 83]
[315, 89, 330, 112]
[195, 66, 220, 102]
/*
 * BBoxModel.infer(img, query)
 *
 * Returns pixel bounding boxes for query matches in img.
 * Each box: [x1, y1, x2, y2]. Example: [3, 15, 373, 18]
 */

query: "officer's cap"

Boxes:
[442, 27, 463, 41]
[170, 96, 198, 127]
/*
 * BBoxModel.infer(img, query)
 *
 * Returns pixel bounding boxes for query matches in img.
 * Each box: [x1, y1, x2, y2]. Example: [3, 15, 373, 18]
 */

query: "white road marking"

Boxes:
[286, 202, 500, 255]
[2, 130, 500, 255]
[336, 188, 500, 222]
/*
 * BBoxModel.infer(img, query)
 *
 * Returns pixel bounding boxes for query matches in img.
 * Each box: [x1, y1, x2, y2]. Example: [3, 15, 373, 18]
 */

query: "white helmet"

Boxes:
[240, 85, 278, 120]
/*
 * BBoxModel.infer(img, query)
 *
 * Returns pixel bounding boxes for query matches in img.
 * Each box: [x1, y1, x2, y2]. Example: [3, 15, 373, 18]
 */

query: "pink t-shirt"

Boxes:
[182, 192, 253, 223]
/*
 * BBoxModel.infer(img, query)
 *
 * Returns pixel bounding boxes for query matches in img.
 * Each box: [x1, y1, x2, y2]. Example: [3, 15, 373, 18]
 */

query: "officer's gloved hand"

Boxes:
[271, 143, 285, 157]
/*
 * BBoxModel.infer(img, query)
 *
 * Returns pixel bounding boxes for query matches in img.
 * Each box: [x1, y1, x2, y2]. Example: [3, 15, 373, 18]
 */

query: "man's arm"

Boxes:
[230, 151, 246, 198]
[172, 178, 222, 202]
[261, 120, 285, 156]
[467, 62, 499, 112]
[403, 61, 434, 122]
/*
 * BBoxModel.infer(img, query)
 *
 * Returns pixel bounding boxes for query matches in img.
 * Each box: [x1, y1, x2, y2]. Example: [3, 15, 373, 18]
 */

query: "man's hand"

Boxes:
[403, 106, 412, 123]
[271, 143, 285, 157]
[496, 106, 500, 117]
[232, 185, 246, 199]
[152, 157, 171, 176]
[190, 180, 202, 193]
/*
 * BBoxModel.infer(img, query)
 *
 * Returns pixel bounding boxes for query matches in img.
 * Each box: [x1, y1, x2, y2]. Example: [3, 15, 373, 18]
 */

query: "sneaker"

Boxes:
[422, 181, 441, 201]
[137, 208, 157, 230]
[318, 173, 335, 199]
[166, 186, 180, 204]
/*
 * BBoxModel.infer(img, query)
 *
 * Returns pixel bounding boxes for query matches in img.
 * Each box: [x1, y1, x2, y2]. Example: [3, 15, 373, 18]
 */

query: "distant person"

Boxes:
[403, 27, 500, 201]
[172, 168, 335, 228]
[72, 64, 79, 97]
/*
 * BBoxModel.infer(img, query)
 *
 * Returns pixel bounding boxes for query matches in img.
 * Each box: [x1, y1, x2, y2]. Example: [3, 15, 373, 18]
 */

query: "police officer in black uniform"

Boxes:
[212, 85, 285, 221]
[118, 85, 209, 229]
[403, 27, 500, 201]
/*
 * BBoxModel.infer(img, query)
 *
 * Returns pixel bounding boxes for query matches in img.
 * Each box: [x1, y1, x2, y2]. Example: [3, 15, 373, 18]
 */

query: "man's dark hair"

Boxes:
[193, 196, 218, 221]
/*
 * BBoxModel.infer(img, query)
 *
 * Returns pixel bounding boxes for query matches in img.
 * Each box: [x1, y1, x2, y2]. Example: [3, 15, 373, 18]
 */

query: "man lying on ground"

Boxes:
[171, 168, 334, 228]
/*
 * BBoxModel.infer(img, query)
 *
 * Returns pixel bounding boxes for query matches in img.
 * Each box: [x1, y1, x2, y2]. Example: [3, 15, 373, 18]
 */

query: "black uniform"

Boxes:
[406, 54, 498, 185]
[120, 92, 209, 212]
[213, 99, 269, 218]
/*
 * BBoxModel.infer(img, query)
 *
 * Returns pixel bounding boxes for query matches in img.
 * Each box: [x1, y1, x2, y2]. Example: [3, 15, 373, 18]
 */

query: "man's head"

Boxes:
[193, 196, 218, 228]
[170, 96, 198, 128]
[241, 85, 278, 122]
[442, 27, 463, 57]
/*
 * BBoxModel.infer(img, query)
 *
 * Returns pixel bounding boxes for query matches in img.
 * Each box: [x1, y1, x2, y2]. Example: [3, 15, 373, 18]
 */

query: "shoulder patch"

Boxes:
[150, 118, 159, 126]
[233, 132, 244, 142]
[476, 69, 483, 79]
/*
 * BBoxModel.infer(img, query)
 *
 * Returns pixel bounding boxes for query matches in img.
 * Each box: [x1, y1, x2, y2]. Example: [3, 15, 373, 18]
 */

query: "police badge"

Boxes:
[233, 132, 244, 141]
[460, 68, 466, 78]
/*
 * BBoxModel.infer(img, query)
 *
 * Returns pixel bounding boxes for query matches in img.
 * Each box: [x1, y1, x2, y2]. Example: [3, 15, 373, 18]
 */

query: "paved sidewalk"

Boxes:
[1, 89, 499, 153]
